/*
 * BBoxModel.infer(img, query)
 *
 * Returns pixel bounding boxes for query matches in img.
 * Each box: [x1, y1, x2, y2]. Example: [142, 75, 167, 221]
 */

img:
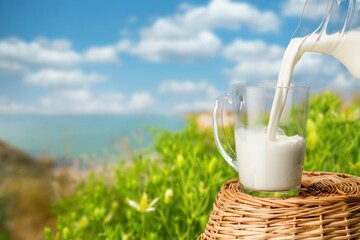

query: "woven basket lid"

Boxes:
[199, 171, 360, 239]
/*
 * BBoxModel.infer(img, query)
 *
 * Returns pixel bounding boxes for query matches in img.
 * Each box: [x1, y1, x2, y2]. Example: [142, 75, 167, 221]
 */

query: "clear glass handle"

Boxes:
[212, 93, 238, 172]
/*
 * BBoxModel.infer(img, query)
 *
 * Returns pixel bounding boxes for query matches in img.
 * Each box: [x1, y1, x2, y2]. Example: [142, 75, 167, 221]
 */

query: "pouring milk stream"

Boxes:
[267, 0, 360, 140]
[240, 0, 360, 191]
[213, 0, 360, 195]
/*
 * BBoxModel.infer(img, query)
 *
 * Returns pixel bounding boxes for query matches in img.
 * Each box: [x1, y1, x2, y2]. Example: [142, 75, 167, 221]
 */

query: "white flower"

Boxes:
[128, 193, 159, 213]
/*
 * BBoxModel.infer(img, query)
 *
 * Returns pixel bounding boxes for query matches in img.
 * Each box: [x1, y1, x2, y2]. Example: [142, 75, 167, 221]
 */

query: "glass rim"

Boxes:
[231, 82, 310, 90]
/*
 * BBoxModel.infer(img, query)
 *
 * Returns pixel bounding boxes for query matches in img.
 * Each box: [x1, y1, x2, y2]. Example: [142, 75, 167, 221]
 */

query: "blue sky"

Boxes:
[0, 0, 359, 115]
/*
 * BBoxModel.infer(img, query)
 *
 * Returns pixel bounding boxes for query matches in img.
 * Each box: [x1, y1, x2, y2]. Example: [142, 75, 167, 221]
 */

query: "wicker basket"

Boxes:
[198, 172, 360, 239]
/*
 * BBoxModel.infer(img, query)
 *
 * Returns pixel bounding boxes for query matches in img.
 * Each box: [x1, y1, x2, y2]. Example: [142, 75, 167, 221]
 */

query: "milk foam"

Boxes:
[236, 128, 305, 191]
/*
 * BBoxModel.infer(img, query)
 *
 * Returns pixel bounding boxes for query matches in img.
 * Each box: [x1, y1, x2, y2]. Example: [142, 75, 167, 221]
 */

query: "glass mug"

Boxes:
[213, 84, 309, 197]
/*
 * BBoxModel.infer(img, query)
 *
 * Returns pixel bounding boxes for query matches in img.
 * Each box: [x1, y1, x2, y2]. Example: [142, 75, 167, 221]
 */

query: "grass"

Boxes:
[41, 92, 360, 240]
[305, 92, 360, 173]
[1, 92, 357, 240]
[46, 120, 234, 240]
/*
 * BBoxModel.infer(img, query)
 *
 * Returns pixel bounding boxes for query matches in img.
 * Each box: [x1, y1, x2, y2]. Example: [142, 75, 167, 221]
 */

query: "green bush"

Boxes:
[305, 92, 360, 174]
[47, 120, 235, 240]
[46, 92, 360, 240]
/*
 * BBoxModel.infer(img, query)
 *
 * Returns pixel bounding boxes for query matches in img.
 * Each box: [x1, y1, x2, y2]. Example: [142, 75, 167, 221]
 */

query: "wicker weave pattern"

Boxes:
[199, 172, 360, 239]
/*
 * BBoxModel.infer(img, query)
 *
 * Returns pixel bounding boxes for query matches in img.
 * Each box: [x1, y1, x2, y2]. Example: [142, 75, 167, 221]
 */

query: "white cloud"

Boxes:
[116, 40, 132, 51]
[282, 0, 327, 20]
[0, 37, 122, 77]
[41, 89, 92, 107]
[83, 46, 120, 64]
[0, 1, 281, 68]
[0, 60, 29, 74]
[293, 54, 360, 95]
[178, 3, 195, 12]
[142, 0, 280, 38]
[224, 39, 284, 82]
[0, 89, 155, 115]
[282, 0, 306, 17]
[227, 59, 282, 83]
[158, 79, 220, 113]
[222, 38, 360, 97]
[159, 79, 219, 97]
[291, 53, 342, 88]
[24, 69, 106, 87]
[224, 39, 283, 62]
[131, 31, 221, 62]
[293, 53, 339, 75]
[40, 89, 124, 114]
[129, 92, 155, 111]
[0, 38, 81, 68]
[0, 96, 36, 114]
[193, 0, 280, 32]
[327, 73, 360, 96]
[39, 89, 155, 114]
[173, 101, 214, 113]
[121, 0, 280, 62]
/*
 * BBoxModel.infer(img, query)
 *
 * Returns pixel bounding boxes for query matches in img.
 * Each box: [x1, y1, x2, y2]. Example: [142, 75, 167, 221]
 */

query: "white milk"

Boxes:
[236, 128, 305, 191]
[235, 31, 360, 192]
[267, 31, 360, 140]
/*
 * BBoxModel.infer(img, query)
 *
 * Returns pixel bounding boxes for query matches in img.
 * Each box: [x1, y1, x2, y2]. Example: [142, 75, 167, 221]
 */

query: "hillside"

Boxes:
[0, 140, 55, 240]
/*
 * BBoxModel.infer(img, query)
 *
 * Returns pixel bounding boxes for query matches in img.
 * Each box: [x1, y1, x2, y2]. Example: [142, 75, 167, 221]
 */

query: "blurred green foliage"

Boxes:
[305, 92, 360, 174]
[46, 92, 360, 240]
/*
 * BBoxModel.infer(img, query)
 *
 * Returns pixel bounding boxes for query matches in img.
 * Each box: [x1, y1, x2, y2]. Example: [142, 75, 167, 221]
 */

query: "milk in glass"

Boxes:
[236, 128, 305, 191]
[237, 31, 360, 191]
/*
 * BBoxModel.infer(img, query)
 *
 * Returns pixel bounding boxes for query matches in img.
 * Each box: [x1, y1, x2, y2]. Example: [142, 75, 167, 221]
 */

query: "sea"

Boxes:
[0, 114, 186, 164]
